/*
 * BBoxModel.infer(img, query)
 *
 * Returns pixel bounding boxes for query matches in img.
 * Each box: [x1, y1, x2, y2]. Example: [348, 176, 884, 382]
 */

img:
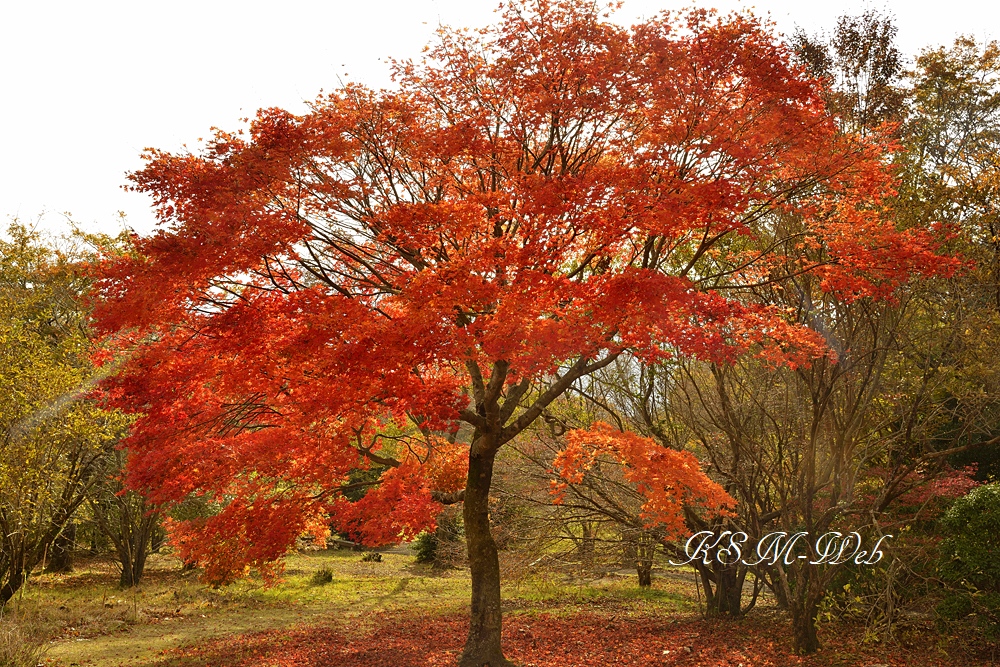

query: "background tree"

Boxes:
[792, 10, 906, 135]
[87, 449, 161, 588]
[502, 399, 678, 589]
[895, 39, 1000, 483]
[668, 292, 937, 653]
[0, 224, 128, 605]
[579, 357, 766, 615]
[823, 35, 1000, 641]
[499, 363, 757, 597]
[95, 1, 951, 662]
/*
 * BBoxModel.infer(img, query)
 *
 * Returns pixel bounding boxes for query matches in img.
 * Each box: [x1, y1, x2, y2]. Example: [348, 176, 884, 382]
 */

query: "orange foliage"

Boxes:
[92, 0, 956, 585]
[552, 423, 735, 536]
[162, 612, 986, 667]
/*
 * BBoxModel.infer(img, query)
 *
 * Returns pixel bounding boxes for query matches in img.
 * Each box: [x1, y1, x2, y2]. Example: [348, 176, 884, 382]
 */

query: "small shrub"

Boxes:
[361, 552, 383, 563]
[0, 616, 46, 667]
[413, 531, 437, 564]
[310, 568, 334, 585]
[413, 506, 466, 568]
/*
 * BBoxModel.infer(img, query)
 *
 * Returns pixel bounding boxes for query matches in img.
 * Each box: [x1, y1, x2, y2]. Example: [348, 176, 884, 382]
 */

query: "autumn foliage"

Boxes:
[92, 1, 957, 662]
[154, 612, 984, 667]
[551, 423, 735, 536]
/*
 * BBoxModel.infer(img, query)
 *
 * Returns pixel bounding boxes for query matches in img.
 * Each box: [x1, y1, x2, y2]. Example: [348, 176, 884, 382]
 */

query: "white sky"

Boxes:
[1, 0, 996, 237]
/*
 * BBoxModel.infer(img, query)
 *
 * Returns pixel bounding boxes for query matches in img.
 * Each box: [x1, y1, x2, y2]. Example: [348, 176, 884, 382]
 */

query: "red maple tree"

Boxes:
[94, 2, 952, 664]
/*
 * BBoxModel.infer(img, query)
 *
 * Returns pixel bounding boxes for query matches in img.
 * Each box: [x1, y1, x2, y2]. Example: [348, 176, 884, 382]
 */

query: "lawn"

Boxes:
[2, 547, 987, 667]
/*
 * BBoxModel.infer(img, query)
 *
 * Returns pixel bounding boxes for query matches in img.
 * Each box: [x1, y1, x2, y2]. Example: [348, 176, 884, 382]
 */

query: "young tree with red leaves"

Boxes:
[95, 2, 953, 664]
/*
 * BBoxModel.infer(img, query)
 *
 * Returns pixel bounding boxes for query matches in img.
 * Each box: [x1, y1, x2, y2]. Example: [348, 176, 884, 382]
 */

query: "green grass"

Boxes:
[11, 549, 468, 666]
[5, 549, 700, 667]
[503, 568, 699, 621]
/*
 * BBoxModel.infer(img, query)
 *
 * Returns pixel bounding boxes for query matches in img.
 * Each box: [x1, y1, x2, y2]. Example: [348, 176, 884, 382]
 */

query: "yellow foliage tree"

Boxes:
[0, 224, 128, 605]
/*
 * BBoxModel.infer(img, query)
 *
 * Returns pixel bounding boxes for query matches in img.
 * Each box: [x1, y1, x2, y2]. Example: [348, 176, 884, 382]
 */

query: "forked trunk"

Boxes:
[624, 528, 655, 588]
[636, 562, 652, 588]
[772, 577, 790, 610]
[119, 547, 149, 588]
[460, 442, 514, 667]
[120, 559, 137, 589]
[707, 563, 744, 617]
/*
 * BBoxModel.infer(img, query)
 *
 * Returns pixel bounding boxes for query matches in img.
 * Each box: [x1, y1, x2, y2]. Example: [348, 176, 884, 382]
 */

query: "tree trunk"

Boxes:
[116, 512, 154, 588]
[791, 597, 820, 654]
[637, 561, 652, 587]
[46, 522, 76, 573]
[708, 563, 744, 617]
[3, 526, 69, 604]
[0, 568, 25, 606]
[769, 572, 790, 610]
[460, 441, 513, 667]
[120, 558, 136, 588]
[119, 545, 150, 588]
[578, 521, 596, 567]
[624, 529, 655, 588]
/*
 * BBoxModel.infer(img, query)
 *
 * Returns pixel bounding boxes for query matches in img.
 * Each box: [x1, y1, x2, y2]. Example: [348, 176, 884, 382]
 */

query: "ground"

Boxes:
[2, 548, 987, 667]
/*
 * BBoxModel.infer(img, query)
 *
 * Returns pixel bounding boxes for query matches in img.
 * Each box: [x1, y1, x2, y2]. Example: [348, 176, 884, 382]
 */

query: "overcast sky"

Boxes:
[1, 0, 996, 236]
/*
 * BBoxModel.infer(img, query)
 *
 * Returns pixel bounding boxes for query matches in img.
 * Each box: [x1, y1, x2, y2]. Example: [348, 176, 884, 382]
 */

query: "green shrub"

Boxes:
[310, 568, 334, 585]
[361, 552, 383, 563]
[413, 507, 465, 568]
[413, 531, 438, 564]
[938, 482, 1000, 638]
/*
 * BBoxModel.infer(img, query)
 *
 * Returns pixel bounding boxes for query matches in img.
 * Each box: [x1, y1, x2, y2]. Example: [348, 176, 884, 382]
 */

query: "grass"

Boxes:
[504, 569, 698, 620]
[8, 548, 697, 667]
[0, 613, 48, 667]
[17, 549, 465, 666]
[2, 550, 990, 667]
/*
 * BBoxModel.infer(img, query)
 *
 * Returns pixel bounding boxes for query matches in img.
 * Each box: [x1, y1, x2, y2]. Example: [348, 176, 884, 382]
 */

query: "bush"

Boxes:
[413, 531, 437, 564]
[0, 616, 46, 667]
[938, 482, 1000, 639]
[310, 568, 334, 585]
[413, 506, 466, 568]
[361, 552, 383, 563]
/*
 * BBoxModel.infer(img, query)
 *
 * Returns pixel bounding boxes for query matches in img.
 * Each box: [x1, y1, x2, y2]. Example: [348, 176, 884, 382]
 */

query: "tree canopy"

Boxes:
[94, 2, 957, 663]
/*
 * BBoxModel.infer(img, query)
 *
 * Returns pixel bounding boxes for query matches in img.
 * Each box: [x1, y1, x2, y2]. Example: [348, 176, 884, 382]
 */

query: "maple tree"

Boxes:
[94, 1, 954, 663]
